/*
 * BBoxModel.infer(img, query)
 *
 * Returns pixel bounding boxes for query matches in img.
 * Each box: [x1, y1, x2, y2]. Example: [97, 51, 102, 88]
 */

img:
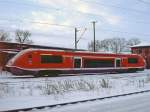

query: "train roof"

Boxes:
[10, 48, 140, 63]
[19, 48, 139, 57]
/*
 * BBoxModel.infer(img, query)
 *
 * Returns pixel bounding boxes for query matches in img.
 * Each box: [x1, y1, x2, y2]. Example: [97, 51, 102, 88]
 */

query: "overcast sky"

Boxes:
[0, 0, 150, 49]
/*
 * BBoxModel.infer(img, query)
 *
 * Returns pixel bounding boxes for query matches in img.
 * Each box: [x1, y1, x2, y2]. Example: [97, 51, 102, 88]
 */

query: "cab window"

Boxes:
[128, 58, 138, 64]
[41, 55, 63, 64]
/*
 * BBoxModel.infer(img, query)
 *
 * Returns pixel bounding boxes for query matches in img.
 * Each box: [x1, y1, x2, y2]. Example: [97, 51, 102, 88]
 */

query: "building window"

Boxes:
[84, 59, 114, 68]
[128, 58, 138, 64]
[138, 49, 142, 54]
[41, 55, 63, 63]
[145, 49, 149, 54]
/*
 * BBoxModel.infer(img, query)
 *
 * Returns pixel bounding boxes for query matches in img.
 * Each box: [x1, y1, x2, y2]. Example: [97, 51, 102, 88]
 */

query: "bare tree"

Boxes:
[88, 37, 139, 53]
[109, 38, 127, 53]
[0, 31, 11, 42]
[127, 38, 141, 46]
[99, 39, 112, 52]
[88, 40, 101, 52]
[15, 30, 33, 44]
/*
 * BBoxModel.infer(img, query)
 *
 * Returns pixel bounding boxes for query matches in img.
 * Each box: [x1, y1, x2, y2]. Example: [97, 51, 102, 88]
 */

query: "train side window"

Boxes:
[41, 55, 63, 63]
[128, 58, 138, 64]
[84, 59, 114, 68]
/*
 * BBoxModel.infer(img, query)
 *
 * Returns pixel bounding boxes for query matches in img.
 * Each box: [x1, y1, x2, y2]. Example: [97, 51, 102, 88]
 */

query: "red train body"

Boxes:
[6, 49, 145, 76]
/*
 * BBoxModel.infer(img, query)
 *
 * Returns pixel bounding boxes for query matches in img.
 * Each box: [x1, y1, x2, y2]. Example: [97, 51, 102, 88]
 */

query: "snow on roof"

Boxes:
[0, 41, 85, 51]
[0, 48, 20, 51]
[131, 42, 150, 48]
[2, 51, 18, 54]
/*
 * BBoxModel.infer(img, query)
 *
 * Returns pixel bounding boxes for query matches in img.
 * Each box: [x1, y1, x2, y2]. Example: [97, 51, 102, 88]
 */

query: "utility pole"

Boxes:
[75, 28, 78, 50]
[92, 21, 97, 52]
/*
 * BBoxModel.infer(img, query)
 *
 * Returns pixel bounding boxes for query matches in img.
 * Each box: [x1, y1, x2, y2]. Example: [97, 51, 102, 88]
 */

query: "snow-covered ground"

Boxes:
[26, 92, 150, 112]
[1, 70, 150, 111]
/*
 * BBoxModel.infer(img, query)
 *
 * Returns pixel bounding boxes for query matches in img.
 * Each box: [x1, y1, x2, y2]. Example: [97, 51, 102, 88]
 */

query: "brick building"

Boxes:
[131, 43, 150, 69]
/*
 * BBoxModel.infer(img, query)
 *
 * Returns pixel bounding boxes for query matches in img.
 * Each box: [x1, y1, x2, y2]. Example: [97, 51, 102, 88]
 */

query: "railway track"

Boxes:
[0, 72, 107, 79]
[1, 71, 149, 79]
[2, 89, 150, 112]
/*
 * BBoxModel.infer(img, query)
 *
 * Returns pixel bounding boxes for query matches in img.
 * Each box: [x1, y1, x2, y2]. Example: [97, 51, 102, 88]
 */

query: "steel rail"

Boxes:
[2, 89, 150, 112]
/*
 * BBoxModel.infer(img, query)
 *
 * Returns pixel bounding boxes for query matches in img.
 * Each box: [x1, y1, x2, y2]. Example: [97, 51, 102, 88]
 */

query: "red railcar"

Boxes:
[6, 49, 145, 76]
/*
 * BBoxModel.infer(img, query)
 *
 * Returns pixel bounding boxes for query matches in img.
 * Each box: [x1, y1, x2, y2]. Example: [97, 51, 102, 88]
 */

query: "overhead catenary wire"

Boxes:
[6, 24, 148, 45]
[137, 0, 150, 5]
[1, 0, 150, 21]
[0, 1, 150, 26]
[1, 17, 150, 28]
[1, 1, 150, 42]
[0, 26, 89, 41]
[0, 18, 76, 29]
[0, 0, 150, 41]
[79, 0, 149, 15]
[0, 0, 149, 15]
[0, 0, 60, 11]
[1, 24, 150, 40]
[1, 16, 150, 39]
[99, 28, 150, 37]
[76, 28, 87, 43]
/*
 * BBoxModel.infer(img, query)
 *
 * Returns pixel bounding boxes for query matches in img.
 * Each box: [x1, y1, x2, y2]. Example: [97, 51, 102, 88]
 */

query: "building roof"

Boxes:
[131, 42, 150, 48]
[0, 41, 85, 51]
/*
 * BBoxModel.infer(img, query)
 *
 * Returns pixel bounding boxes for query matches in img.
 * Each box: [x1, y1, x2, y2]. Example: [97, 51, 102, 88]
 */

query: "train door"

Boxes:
[115, 58, 121, 67]
[74, 57, 82, 68]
